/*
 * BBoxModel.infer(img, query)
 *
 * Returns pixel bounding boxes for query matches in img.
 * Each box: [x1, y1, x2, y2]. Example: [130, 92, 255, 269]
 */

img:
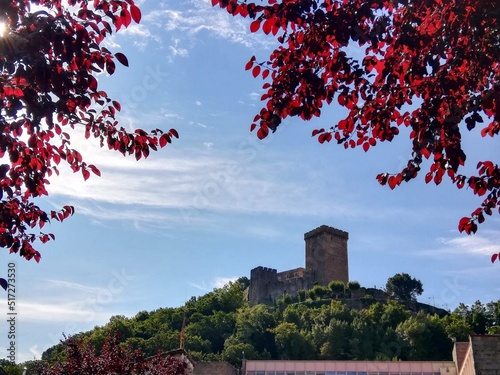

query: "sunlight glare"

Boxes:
[0, 21, 6, 38]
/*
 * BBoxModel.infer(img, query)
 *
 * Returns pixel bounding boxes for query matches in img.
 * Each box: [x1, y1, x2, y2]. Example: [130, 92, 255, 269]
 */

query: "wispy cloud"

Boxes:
[188, 276, 238, 291]
[417, 230, 500, 258]
[137, 0, 275, 52]
[17, 301, 113, 323]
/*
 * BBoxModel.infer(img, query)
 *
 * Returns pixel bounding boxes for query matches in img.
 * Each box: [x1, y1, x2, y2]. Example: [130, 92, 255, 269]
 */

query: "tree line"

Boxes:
[4, 276, 495, 372]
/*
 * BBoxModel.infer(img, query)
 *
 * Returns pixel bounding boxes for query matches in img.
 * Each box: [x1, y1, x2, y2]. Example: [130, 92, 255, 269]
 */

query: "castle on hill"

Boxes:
[249, 225, 349, 306]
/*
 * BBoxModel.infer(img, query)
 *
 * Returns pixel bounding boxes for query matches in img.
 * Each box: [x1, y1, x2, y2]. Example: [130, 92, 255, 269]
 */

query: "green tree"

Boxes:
[443, 314, 473, 341]
[297, 289, 307, 302]
[328, 280, 345, 298]
[229, 305, 277, 357]
[222, 342, 258, 367]
[396, 312, 452, 360]
[0, 359, 22, 375]
[311, 285, 329, 300]
[272, 322, 315, 359]
[386, 273, 423, 301]
[317, 319, 352, 359]
[347, 281, 361, 291]
[453, 301, 494, 334]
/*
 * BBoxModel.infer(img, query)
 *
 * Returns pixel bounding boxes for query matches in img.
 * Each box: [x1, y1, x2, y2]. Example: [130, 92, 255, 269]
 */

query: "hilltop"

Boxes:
[40, 277, 499, 367]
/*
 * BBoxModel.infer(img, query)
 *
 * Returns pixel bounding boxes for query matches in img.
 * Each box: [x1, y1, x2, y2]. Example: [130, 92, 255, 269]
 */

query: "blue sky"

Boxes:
[2, 0, 499, 363]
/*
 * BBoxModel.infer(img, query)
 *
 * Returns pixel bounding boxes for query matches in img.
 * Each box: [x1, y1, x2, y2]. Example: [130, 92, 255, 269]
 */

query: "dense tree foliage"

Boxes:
[0, 0, 178, 285]
[385, 273, 423, 301]
[211, 0, 499, 238]
[34, 279, 500, 368]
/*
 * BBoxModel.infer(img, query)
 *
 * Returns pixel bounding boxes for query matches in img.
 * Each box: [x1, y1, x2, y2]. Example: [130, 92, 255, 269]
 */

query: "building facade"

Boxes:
[241, 335, 500, 375]
[453, 335, 500, 375]
[243, 360, 457, 375]
[249, 225, 349, 306]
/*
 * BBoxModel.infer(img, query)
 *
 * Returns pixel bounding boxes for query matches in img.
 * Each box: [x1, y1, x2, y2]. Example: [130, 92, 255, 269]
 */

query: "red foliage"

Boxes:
[212, 0, 499, 239]
[31, 334, 189, 375]
[0, 1, 177, 264]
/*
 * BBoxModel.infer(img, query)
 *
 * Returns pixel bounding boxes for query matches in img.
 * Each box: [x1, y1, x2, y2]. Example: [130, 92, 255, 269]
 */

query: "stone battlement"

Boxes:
[304, 225, 349, 240]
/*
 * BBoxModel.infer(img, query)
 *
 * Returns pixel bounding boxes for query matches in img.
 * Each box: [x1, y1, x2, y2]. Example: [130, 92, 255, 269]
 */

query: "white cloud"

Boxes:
[439, 233, 500, 255]
[163, 112, 184, 119]
[17, 301, 112, 323]
[189, 120, 208, 128]
[169, 38, 189, 58]
[141, 1, 275, 49]
[417, 230, 500, 258]
[249, 92, 260, 101]
[213, 276, 239, 288]
[188, 276, 238, 291]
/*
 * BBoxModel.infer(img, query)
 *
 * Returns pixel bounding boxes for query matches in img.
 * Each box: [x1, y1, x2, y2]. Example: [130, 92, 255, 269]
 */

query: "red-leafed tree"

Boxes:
[211, 0, 499, 256]
[0, 0, 178, 287]
[28, 334, 189, 375]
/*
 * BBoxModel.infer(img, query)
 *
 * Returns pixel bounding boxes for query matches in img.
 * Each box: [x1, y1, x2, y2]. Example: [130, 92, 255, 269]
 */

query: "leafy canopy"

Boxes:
[0, 0, 178, 281]
[211, 0, 499, 242]
[385, 272, 423, 301]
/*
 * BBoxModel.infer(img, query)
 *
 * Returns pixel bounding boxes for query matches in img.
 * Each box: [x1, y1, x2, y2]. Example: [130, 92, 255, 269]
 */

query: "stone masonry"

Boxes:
[454, 335, 500, 375]
[249, 225, 349, 306]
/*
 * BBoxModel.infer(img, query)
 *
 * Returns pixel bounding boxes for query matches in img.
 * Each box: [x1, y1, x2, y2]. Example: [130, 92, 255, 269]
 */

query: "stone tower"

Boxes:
[305, 225, 349, 286]
[249, 267, 278, 306]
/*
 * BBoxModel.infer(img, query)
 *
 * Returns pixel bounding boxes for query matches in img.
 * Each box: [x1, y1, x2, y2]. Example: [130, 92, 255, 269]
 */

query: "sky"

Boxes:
[1, 0, 499, 364]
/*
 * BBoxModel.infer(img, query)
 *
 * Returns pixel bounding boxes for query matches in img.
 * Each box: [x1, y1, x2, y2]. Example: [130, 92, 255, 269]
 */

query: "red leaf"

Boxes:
[82, 169, 90, 181]
[245, 60, 254, 71]
[312, 128, 324, 137]
[130, 4, 142, 23]
[262, 69, 270, 79]
[89, 165, 101, 177]
[338, 94, 346, 106]
[169, 128, 179, 138]
[263, 18, 273, 35]
[88, 76, 98, 91]
[112, 101, 121, 111]
[318, 133, 332, 144]
[250, 19, 261, 33]
[252, 65, 261, 78]
[363, 142, 369, 152]
[106, 60, 116, 75]
[160, 133, 171, 147]
[492, 253, 499, 263]
[257, 126, 269, 139]
[250, 123, 257, 132]
[114, 53, 129, 67]
[458, 217, 470, 232]
[388, 176, 397, 190]
[121, 8, 132, 27]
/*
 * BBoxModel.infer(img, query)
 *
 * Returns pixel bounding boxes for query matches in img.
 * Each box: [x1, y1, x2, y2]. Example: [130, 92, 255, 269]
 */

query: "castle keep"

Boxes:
[249, 225, 349, 306]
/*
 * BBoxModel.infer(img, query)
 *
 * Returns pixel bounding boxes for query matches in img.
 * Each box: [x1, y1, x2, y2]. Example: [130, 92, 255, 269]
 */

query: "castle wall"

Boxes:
[276, 267, 305, 282]
[305, 225, 349, 286]
[249, 267, 278, 306]
[249, 266, 308, 305]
